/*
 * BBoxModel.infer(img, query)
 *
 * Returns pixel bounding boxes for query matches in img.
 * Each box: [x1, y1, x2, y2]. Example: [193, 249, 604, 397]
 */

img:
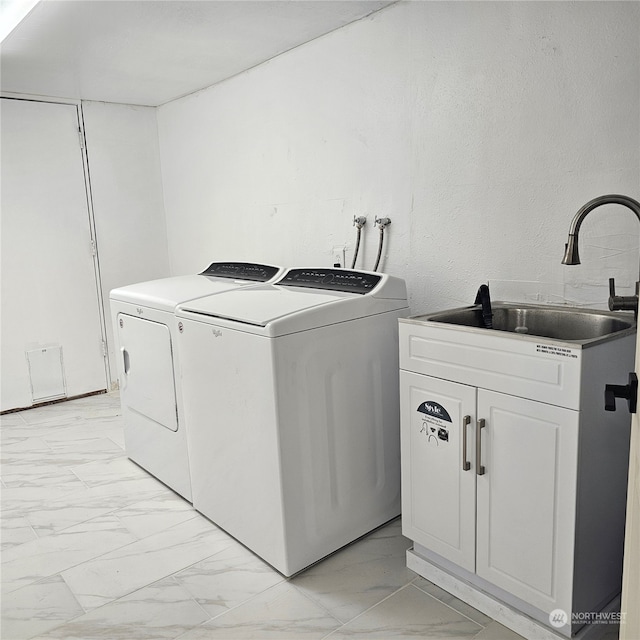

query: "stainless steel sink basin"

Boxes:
[421, 302, 635, 344]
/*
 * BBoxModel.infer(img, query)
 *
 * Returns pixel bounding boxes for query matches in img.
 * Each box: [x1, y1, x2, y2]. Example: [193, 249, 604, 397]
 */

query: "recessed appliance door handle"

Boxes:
[462, 415, 471, 471]
[476, 418, 486, 476]
[121, 347, 130, 375]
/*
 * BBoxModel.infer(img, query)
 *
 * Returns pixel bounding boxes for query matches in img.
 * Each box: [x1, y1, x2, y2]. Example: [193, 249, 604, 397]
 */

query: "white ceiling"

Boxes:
[0, 0, 395, 107]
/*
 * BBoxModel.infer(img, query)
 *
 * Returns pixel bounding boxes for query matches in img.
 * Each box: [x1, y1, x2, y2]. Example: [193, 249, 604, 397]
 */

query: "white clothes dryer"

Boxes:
[109, 262, 284, 500]
[176, 268, 409, 575]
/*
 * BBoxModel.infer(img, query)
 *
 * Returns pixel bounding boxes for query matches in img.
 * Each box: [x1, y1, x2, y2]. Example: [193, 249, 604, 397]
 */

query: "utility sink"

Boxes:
[421, 302, 635, 345]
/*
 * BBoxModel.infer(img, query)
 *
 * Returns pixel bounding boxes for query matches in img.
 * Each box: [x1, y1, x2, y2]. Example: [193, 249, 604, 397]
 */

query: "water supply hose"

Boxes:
[373, 217, 391, 271]
[351, 216, 367, 269]
[373, 227, 384, 271]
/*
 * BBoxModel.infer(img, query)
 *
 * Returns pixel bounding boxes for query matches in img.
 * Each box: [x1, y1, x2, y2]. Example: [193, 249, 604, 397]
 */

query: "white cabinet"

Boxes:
[401, 372, 578, 615]
[399, 317, 634, 636]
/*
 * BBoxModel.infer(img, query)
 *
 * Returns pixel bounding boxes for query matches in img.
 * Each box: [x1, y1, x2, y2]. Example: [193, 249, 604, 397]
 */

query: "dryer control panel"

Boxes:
[277, 269, 381, 294]
[200, 262, 280, 282]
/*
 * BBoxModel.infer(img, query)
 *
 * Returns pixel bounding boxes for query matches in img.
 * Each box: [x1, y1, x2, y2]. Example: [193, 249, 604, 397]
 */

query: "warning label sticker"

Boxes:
[535, 344, 579, 359]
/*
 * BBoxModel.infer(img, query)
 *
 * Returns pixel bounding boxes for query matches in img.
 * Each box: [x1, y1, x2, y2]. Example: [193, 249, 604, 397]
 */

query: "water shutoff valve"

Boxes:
[605, 372, 638, 414]
[353, 215, 367, 229]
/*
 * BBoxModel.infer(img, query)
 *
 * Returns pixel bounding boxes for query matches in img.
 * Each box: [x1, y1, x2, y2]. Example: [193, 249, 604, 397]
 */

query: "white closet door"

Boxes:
[1, 98, 107, 411]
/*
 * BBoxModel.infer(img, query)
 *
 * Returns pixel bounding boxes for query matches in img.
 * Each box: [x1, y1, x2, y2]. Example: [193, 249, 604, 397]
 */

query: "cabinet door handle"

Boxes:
[462, 415, 471, 471]
[476, 418, 486, 476]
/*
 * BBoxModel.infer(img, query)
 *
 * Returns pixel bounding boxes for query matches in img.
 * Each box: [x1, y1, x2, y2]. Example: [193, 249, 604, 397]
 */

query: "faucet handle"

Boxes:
[608, 277, 639, 319]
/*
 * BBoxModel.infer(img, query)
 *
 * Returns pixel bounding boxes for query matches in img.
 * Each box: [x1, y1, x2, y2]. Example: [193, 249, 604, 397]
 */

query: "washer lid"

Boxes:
[176, 271, 408, 336]
[178, 285, 347, 327]
[109, 263, 283, 312]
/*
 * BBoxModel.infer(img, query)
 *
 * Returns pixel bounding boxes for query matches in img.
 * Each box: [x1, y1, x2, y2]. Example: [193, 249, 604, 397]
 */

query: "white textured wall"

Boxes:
[157, 1, 639, 314]
[82, 101, 170, 382]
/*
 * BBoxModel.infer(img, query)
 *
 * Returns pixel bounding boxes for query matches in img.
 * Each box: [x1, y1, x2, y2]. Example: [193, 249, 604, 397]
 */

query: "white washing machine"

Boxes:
[176, 267, 409, 575]
[109, 262, 284, 501]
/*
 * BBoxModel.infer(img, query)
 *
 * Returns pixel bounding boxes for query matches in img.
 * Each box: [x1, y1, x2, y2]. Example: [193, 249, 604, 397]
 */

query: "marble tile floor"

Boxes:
[2, 392, 533, 640]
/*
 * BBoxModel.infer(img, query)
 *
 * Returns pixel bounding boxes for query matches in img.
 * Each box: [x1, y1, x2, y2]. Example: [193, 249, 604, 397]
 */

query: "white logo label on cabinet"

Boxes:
[549, 609, 568, 628]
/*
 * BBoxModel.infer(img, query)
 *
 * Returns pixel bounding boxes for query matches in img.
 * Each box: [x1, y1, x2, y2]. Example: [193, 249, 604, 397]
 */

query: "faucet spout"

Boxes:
[561, 233, 581, 265]
[561, 194, 640, 318]
[562, 194, 640, 266]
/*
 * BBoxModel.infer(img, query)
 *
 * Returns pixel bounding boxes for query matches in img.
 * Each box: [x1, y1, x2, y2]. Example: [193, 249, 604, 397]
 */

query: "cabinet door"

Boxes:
[475, 389, 578, 615]
[400, 371, 477, 571]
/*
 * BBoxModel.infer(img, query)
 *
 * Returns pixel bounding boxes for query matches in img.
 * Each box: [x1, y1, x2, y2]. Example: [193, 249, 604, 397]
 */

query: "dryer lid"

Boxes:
[109, 264, 283, 312]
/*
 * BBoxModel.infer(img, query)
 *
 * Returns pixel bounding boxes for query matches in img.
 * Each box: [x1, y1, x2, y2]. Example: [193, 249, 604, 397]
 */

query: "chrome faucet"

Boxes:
[561, 194, 640, 319]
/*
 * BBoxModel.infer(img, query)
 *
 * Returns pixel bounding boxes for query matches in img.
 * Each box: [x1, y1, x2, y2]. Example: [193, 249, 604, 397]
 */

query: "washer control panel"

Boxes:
[277, 269, 381, 294]
[200, 262, 280, 282]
